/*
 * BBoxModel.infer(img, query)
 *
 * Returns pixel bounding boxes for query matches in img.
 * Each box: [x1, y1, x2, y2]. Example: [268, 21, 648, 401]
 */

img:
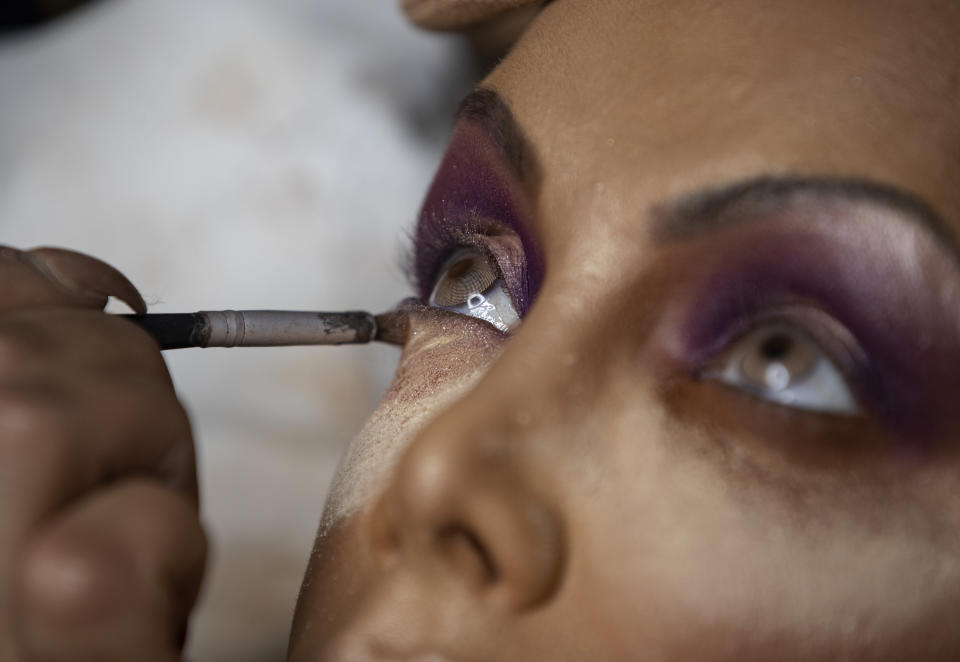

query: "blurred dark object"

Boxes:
[1, 0, 100, 31]
[466, 4, 541, 60]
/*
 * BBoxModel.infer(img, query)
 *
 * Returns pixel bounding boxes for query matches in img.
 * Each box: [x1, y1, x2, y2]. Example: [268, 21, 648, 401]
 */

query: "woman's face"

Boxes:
[289, 1, 960, 659]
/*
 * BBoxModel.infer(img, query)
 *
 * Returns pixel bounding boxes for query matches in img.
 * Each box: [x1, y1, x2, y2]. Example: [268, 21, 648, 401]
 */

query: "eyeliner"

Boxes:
[123, 310, 408, 350]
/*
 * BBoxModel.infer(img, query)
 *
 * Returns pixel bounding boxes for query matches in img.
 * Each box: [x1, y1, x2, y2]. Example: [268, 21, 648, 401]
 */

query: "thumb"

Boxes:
[0, 246, 146, 314]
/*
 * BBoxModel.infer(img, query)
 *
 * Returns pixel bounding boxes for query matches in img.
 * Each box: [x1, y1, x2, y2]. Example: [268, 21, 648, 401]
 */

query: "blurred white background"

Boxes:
[0, 1, 478, 658]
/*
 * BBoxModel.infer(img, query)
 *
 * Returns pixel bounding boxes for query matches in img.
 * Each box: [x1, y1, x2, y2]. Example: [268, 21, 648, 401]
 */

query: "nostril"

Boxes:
[437, 523, 500, 585]
[368, 424, 566, 610]
[372, 494, 502, 588]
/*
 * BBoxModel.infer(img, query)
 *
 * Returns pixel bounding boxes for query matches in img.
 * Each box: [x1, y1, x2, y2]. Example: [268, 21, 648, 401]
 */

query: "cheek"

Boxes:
[568, 411, 960, 658]
[319, 309, 506, 531]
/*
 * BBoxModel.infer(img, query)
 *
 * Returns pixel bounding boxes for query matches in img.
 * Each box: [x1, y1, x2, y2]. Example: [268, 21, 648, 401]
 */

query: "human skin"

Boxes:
[289, 1, 960, 660]
[0, 247, 204, 661]
[0, 1, 957, 660]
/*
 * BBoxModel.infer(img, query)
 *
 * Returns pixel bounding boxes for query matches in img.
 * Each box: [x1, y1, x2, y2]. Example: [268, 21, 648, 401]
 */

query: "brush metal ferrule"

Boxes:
[199, 310, 377, 347]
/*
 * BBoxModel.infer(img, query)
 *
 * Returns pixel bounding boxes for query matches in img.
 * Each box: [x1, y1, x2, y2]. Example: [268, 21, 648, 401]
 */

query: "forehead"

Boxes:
[485, 0, 960, 249]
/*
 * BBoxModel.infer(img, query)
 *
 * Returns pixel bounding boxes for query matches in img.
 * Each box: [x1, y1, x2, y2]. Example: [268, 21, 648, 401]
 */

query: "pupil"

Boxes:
[759, 333, 792, 361]
[447, 259, 473, 279]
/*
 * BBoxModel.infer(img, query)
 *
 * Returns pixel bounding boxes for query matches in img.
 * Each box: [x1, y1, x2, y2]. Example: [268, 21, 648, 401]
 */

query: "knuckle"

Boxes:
[115, 382, 195, 481]
[20, 535, 130, 632]
[0, 385, 71, 462]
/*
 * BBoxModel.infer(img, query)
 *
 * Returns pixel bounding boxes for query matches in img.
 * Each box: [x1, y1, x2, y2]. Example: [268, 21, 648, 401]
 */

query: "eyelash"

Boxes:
[403, 212, 485, 297]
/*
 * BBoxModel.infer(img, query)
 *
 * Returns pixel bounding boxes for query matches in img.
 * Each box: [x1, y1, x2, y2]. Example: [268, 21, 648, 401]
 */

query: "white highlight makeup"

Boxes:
[319, 305, 508, 532]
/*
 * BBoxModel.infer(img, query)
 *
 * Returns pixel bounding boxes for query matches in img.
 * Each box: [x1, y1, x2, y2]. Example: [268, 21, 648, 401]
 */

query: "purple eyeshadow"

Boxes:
[681, 232, 960, 442]
[413, 121, 544, 316]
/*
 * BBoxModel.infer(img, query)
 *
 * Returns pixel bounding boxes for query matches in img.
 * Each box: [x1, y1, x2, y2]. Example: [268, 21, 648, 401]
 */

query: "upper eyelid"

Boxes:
[697, 306, 866, 374]
[404, 210, 494, 298]
[669, 224, 960, 439]
[400, 217, 498, 298]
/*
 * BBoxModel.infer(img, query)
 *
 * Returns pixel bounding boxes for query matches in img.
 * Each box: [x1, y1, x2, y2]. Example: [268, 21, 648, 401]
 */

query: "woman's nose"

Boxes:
[369, 416, 565, 610]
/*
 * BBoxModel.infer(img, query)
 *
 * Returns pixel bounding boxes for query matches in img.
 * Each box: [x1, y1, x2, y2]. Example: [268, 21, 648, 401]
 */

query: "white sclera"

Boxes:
[708, 325, 861, 415]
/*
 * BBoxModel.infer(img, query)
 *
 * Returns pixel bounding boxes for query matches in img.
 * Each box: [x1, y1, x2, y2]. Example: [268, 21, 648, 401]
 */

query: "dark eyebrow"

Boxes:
[654, 176, 960, 259]
[455, 87, 536, 184]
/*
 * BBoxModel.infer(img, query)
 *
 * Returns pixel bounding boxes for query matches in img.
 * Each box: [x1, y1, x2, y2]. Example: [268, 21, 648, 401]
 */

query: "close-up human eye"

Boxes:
[427, 246, 521, 333]
[703, 322, 861, 415]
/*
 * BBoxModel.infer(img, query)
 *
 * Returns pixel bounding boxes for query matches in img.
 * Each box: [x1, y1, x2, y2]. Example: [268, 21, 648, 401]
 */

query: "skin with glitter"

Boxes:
[289, 1, 960, 660]
[0, 1, 958, 660]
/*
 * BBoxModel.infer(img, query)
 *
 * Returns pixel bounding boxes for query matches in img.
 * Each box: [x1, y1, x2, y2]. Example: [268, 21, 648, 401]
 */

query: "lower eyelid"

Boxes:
[433, 279, 519, 333]
[672, 378, 887, 468]
[706, 352, 862, 416]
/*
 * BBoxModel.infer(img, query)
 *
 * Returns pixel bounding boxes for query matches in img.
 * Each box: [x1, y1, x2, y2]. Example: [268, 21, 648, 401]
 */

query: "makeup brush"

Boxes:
[123, 310, 409, 350]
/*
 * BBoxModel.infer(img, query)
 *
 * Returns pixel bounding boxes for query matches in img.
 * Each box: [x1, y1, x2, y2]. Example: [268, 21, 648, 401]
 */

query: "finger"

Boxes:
[27, 247, 147, 314]
[0, 308, 171, 382]
[0, 308, 195, 537]
[17, 478, 207, 662]
[0, 365, 197, 537]
[0, 245, 146, 313]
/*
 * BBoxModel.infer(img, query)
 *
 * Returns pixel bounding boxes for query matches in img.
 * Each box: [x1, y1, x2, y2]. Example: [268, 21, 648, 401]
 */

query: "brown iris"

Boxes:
[740, 328, 818, 392]
[430, 250, 498, 307]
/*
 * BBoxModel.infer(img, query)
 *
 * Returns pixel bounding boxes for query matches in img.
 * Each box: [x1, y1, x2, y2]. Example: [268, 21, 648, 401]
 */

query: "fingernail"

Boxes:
[26, 248, 147, 314]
